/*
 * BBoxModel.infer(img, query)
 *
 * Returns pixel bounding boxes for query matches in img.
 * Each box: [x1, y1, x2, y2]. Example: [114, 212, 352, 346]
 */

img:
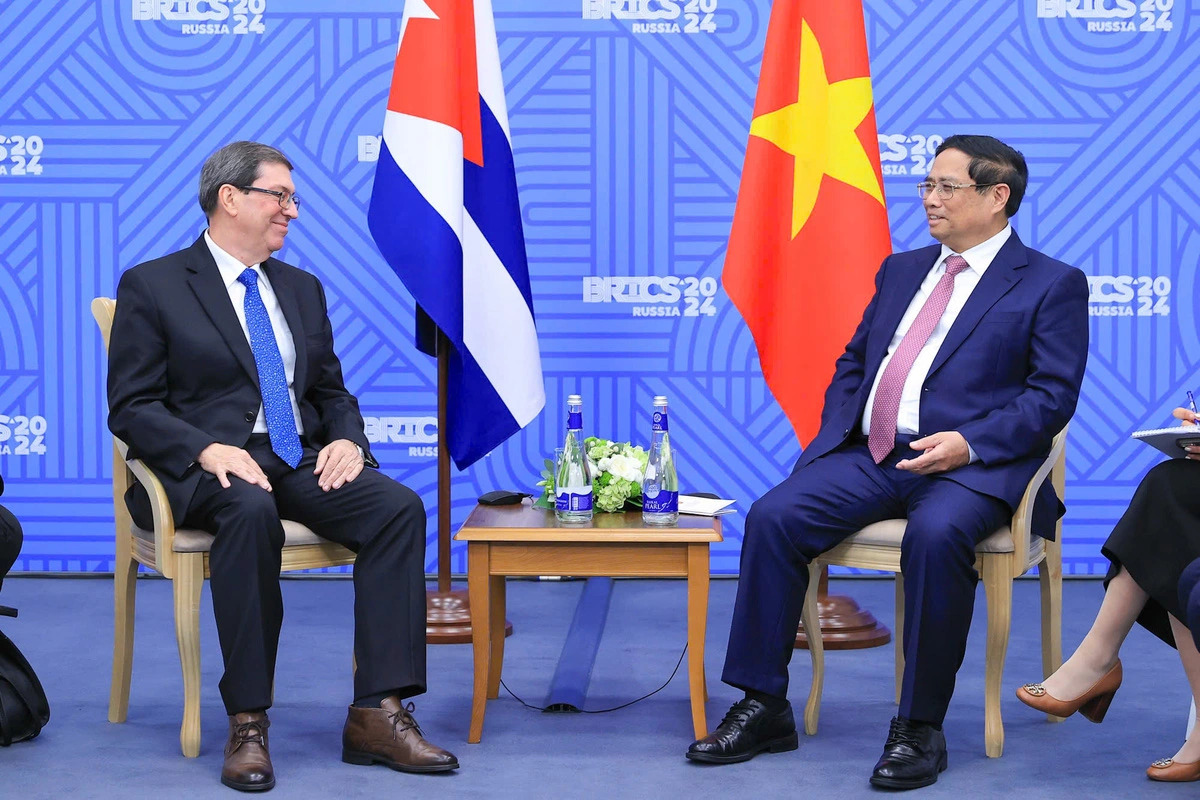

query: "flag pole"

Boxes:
[436, 327, 451, 594]
[425, 327, 513, 644]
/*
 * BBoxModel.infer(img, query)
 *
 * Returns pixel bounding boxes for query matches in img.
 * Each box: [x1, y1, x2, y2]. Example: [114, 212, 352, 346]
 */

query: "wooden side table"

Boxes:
[454, 500, 723, 743]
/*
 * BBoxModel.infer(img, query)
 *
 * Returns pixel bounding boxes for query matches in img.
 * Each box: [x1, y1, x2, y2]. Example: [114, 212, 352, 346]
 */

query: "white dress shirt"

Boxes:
[205, 231, 304, 435]
[861, 225, 1013, 455]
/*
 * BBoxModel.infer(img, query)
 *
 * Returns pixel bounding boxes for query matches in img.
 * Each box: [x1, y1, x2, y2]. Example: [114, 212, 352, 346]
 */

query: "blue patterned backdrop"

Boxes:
[0, 0, 1196, 576]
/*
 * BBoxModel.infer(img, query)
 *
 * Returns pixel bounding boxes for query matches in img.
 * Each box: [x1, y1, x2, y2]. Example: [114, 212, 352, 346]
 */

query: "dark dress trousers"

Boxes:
[723, 233, 1090, 725]
[107, 235, 427, 714]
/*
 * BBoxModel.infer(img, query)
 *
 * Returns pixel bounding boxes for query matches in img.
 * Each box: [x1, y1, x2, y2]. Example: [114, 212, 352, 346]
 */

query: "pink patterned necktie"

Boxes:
[867, 255, 971, 464]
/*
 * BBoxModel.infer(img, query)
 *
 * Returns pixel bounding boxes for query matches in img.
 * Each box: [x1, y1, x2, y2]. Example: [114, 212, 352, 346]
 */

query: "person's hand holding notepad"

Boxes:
[1172, 402, 1200, 461]
[1132, 404, 1200, 460]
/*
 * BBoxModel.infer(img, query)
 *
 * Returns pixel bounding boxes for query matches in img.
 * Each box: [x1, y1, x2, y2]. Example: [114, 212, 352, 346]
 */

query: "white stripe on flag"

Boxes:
[462, 210, 545, 427]
[382, 111, 463, 238]
[473, 0, 511, 144]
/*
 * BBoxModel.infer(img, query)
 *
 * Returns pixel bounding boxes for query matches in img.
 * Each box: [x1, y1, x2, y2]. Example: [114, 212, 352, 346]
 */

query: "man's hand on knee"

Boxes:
[198, 443, 273, 491]
[895, 431, 970, 475]
[314, 439, 364, 491]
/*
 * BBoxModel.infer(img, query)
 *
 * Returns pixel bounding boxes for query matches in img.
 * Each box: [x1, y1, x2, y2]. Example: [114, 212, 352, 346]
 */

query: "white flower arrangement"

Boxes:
[535, 437, 650, 513]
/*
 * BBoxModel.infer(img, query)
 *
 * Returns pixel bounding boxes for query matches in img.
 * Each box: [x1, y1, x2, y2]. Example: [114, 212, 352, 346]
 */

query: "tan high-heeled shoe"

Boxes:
[1147, 757, 1200, 782]
[1014, 659, 1122, 723]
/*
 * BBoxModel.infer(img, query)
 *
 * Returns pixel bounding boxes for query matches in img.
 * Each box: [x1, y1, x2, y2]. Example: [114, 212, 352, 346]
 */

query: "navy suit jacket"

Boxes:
[107, 235, 375, 522]
[793, 231, 1089, 538]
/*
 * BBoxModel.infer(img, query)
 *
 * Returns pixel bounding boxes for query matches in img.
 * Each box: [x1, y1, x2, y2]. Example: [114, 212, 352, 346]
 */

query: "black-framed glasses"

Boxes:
[916, 181, 1000, 200]
[238, 185, 301, 209]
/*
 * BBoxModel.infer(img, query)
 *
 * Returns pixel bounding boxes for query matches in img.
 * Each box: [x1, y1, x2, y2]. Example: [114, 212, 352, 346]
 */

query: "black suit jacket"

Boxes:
[107, 235, 374, 521]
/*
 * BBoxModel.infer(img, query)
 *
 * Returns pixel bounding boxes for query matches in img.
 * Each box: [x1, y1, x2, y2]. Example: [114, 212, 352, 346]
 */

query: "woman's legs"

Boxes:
[1039, 567, 1147, 699]
[1168, 614, 1200, 763]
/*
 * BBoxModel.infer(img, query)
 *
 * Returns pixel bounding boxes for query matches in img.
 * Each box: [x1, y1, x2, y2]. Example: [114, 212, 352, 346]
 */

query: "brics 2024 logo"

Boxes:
[363, 416, 439, 459]
[878, 134, 943, 177]
[1036, 0, 1174, 33]
[582, 0, 718, 34]
[583, 276, 718, 317]
[132, 0, 267, 35]
[1088, 276, 1171, 317]
[0, 135, 44, 177]
[0, 416, 48, 457]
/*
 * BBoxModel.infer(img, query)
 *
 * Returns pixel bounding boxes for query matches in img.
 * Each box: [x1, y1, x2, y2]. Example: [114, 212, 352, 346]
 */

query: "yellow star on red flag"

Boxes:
[749, 20, 885, 237]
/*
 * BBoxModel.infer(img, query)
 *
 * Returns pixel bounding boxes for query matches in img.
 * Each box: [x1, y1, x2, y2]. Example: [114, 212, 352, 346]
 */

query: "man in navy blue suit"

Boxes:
[688, 135, 1090, 789]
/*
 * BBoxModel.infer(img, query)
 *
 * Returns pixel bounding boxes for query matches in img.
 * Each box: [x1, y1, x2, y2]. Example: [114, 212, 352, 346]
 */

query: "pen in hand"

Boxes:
[1172, 394, 1199, 427]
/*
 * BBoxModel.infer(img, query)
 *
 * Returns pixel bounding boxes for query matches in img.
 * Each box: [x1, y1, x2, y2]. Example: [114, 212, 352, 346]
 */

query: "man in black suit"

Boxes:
[107, 141, 457, 792]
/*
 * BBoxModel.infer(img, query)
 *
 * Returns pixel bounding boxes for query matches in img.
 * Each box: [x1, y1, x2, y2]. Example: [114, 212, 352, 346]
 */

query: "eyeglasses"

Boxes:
[238, 185, 301, 209]
[916, 181, 1000, 200]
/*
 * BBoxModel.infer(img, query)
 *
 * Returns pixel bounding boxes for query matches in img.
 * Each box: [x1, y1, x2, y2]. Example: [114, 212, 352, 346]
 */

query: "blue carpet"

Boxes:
[0, 576, 1190, 799]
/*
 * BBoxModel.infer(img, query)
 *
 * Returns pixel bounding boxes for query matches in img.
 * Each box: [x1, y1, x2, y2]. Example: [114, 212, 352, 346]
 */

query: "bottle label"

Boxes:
[556, 487, 593, 512]
[652, 410, 668, 433]
[642, 488, 677, 514]
[567, 411, 582, 431]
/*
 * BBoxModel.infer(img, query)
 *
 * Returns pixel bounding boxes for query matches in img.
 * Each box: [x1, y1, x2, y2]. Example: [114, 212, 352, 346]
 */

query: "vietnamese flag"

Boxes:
[723, 0, 892, 447]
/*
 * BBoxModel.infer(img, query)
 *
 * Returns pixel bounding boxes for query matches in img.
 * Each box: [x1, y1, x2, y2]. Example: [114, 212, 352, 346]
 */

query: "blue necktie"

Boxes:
[237, 268, 302, 468]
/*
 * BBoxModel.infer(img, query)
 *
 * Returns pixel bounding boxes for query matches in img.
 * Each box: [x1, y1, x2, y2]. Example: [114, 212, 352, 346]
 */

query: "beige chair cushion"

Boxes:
[131, 519, 328, 553]
[843, 519, 1040, 556]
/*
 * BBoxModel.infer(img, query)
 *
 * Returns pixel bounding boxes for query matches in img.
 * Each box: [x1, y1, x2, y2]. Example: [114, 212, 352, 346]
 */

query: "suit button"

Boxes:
[244, 411, 255, 422]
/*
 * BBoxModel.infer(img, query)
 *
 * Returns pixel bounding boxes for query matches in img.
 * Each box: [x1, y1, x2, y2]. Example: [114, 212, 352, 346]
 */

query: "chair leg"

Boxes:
[1039, 542, 1064, 724]
[173, 555, 204, 758]
[982, 555, 1014, 758]
[802, 561, 825, 736]
[894, 577, 905, 705]
[109, 544, 138, 723]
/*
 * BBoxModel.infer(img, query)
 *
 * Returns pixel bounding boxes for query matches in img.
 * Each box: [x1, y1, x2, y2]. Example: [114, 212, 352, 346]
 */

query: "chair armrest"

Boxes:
[1008, 425, 1069, 571]
[113, 437, 178, 573]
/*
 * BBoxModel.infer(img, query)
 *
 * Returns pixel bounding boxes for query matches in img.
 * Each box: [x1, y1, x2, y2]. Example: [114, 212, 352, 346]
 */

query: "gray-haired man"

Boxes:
[106, 141, 457, 791]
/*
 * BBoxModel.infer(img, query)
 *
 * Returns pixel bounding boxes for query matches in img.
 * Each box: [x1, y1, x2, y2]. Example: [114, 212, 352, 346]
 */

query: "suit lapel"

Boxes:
[185, 237, 259, 387]
[865, 249, 936, 371]
[926, 232, 1027, 377]
[264, 259, 308, 395]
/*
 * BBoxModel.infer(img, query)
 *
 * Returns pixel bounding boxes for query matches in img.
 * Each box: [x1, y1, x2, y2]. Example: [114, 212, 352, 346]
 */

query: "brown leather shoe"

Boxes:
[222, 711, 275, 792]
[342, 697, 459, 773]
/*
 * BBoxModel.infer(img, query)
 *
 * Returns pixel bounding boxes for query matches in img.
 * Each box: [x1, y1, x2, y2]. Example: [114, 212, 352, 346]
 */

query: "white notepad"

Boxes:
[1131, 425, 1200, 457]
[678, 495, 736, 517]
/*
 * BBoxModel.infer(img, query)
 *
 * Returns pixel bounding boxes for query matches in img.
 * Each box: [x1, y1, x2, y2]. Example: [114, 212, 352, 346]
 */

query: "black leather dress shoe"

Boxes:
[869, 717, 948, 790]
[686, 698, 798, 764]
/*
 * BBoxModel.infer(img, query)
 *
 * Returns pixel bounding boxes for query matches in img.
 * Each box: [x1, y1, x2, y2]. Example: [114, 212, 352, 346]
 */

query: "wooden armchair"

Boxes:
[800, 426, 1068, 758]
[91, 297, 356, 757]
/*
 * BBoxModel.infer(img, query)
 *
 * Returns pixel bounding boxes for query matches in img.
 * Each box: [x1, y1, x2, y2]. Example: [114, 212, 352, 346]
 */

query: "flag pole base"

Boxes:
[794, 567, 890, 650]
[426, 587, 513, 645]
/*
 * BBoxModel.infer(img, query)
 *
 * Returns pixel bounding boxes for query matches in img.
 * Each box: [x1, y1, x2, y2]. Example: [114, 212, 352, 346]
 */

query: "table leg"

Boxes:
[687, 543, 709, 739]
[487, 575, 505, 699]
[468, 543, 491, 743]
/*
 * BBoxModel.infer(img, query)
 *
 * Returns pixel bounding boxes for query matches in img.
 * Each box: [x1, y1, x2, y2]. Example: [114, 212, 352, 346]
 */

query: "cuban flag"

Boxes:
[368, 0, 545, 470]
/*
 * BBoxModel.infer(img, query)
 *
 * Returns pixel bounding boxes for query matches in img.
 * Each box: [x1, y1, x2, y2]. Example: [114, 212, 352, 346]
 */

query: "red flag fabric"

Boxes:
[723, 0, 892, 447]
